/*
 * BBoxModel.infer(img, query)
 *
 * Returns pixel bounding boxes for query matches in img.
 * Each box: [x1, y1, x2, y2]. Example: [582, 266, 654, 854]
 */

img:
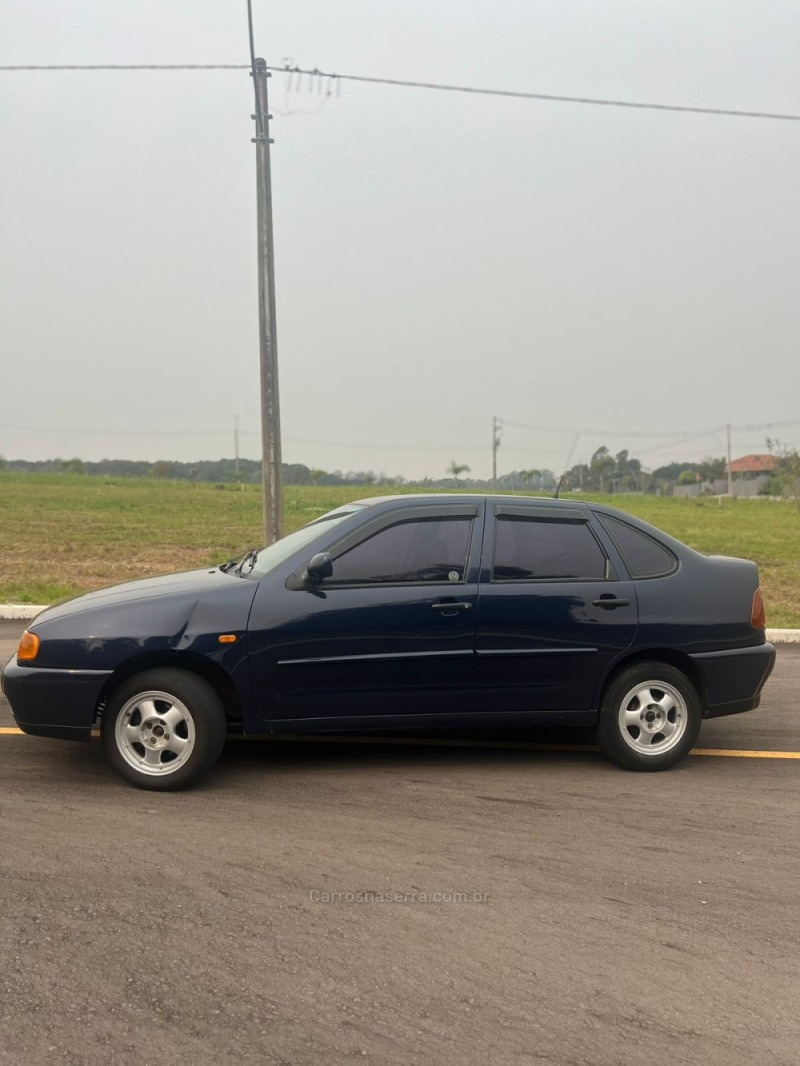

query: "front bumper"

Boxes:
[691, 642, 776, 718]
[1, 657, 111, 741]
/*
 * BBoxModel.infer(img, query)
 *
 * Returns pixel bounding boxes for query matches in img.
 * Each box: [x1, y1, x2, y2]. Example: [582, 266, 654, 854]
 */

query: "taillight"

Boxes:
[751, 587, 766, 630]
[17, 630, 40, 661]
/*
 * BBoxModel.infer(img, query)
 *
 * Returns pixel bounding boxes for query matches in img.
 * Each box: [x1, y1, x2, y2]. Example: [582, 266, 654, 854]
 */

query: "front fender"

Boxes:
[10, 580, 261, 736]
[29, 581, 259, 671]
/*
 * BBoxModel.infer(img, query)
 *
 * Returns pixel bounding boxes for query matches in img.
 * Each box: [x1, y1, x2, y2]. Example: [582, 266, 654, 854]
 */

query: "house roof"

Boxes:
[727, 454, 778, 474]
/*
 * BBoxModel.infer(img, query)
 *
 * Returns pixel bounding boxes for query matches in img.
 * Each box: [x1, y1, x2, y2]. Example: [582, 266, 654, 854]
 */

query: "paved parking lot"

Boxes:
[1, 621, 798, 1065]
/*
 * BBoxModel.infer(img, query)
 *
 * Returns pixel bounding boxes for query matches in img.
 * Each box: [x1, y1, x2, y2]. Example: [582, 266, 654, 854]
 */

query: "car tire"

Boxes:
[596, 661, 702, 772]
[101, 668, 226, 791]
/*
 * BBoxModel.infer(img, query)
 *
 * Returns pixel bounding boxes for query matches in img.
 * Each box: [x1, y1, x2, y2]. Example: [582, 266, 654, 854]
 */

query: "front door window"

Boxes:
[328, 517, 473, 586]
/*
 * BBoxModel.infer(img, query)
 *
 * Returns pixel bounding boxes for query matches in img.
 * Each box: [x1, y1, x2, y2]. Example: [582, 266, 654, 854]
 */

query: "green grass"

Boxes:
[1, 473, 798, 626]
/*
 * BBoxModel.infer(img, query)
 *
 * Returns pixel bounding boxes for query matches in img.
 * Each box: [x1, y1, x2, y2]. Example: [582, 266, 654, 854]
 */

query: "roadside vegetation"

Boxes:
[0, 471, 797, 626]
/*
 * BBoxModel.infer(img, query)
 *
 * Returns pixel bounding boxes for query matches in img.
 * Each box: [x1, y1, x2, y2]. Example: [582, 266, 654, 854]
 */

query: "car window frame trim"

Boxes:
[595, 513, 679, 581]
[286, 502, 483, 591]
[485, 505, 616, 585]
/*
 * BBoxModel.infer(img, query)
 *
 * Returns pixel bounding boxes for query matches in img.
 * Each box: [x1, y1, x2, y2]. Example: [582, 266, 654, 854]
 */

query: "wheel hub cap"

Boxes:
[114, 691, 196, 777]
[642, 706, 665, 730]
[140, 718, 171, 747]
[618, 680, 688, 757]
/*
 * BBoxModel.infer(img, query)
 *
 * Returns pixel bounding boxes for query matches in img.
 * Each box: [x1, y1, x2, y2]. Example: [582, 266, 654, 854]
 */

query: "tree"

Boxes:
[60, 458, 85, 475]
[517, 469, 541, 492]
[767, 439, 800, 511]
[697, 456, 725, 482]
[447, 461, 470, 486]
[590, 447, 616, 492]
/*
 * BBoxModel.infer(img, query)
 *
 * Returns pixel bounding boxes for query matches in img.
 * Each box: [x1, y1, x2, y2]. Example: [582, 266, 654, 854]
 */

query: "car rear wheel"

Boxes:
[101, 668, 226, 790]
[596, 662, 702, 771]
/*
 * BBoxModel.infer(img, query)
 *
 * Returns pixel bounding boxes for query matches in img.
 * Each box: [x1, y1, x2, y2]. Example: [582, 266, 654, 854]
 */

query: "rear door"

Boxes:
[475, 503, 638, 720]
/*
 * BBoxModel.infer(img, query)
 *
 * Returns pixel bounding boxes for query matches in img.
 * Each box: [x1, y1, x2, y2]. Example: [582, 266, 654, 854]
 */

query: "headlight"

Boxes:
[17, 630, 40, 662]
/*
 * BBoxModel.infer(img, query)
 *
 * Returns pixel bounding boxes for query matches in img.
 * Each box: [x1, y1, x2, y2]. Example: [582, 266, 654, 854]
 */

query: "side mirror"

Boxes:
[306, 552, 333, 584]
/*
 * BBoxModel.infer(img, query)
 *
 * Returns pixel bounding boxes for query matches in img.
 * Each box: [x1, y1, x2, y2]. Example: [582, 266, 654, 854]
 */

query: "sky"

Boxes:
[1, 0, 798, 480]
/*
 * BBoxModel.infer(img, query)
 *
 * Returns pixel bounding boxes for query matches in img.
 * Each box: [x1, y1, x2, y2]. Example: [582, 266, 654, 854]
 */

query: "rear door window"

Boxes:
[492, 517, 607, 581]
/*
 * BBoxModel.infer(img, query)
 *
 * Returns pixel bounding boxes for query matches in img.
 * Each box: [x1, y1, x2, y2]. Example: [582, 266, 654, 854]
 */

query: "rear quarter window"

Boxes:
[597, 515, 677, 579]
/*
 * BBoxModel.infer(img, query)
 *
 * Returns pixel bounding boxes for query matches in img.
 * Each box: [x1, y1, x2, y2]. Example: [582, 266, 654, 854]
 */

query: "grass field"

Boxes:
[1, 472, 798, 626]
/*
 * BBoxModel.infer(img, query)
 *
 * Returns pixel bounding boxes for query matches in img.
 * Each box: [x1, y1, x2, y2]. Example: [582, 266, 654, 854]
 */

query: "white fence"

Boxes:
[673, 476, 770, 498]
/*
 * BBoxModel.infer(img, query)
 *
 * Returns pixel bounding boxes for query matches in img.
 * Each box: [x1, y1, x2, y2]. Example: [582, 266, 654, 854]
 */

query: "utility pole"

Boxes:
[234, 414, 240, 480]
[251, 56, 283, 544]
[726, 423, 733, 497]
[492, 416, 502, 490]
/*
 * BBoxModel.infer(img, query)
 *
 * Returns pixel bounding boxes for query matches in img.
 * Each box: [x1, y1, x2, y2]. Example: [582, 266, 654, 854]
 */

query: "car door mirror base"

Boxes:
[287, 552, 334, 590]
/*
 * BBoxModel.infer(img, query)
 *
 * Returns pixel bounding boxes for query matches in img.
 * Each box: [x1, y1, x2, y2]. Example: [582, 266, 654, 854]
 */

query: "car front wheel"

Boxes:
[101, 668, 226, 790]
[596, 662, 702, 771]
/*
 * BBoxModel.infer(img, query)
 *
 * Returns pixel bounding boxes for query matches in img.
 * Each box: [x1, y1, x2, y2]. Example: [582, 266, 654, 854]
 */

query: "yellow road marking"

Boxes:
[690, 747, 800, 759]
[266, 735, 800, 759]
[1, 726, 799, 758]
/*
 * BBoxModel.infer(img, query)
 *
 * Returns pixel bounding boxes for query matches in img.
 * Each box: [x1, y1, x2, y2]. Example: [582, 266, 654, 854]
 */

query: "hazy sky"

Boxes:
[1, 1, 798, 480]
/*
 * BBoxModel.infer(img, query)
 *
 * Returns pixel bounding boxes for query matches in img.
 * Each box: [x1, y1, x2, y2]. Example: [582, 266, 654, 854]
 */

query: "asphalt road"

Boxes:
[1, 621, 798, 1065]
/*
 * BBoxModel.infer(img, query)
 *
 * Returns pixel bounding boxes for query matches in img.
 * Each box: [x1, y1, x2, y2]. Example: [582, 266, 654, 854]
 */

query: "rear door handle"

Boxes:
[592, 597, 631, 609]
[432, 601, 473, 613]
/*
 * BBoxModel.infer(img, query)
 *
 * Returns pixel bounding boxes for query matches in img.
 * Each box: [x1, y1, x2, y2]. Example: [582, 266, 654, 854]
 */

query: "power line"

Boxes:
[280, 67, 800, 124]
[0, 423, 231, 437]
[500, 417, 800, 440]
[3, 420, 796, 452]
[0, 423, 489, 451]
[634, 432, 726, 458]
[252, 435, 493, 453]
[1, 62, 799, 122]
[722, 418, 800, 434]
[0, 63, 249, 70]
[501, 418, 709, 439]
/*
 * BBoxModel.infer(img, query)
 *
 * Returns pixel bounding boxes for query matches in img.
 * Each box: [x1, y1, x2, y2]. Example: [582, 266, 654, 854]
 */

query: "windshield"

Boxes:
[244, 508, 362, 579]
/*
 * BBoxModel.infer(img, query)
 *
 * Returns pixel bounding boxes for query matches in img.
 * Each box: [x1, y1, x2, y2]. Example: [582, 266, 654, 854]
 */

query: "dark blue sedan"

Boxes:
[2, 494, 775, 789]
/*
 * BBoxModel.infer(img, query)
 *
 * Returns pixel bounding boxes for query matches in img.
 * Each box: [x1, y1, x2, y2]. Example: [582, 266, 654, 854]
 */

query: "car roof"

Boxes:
[350, 493, 589, 509]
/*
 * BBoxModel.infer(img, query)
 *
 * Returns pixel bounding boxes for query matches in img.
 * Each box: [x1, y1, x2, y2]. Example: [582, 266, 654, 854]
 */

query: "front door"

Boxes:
[247, 503, 483, 727]
[475, 505, 638, 721]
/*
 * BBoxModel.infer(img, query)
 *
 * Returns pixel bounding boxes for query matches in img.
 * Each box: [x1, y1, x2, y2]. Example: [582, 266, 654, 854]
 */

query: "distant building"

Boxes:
[727, 454, 778, 477]
[720, 454, 777, 497]
[673, 454, 778, 498]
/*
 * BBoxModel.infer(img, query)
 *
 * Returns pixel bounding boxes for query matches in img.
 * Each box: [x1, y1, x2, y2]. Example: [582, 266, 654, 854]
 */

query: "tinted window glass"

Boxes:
[250, 510, 358, 577]
[492, 517, 606, 581]
[332, 517, 472, 585]
[598, 515, 676, 578]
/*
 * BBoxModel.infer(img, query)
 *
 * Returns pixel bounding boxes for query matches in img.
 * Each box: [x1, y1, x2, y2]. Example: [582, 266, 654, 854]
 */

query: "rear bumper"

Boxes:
[1, 657, 110, 742]
[690, 642, 776, 719]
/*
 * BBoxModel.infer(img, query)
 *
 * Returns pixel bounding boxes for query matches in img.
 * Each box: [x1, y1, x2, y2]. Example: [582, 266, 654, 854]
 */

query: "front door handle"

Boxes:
[592, 597, 631, 609]
[432, 601, 473, 613]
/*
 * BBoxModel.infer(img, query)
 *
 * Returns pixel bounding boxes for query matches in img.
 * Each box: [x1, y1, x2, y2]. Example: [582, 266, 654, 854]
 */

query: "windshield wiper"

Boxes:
[218, 547, 260, 575]
[235, 548, 261, 577]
